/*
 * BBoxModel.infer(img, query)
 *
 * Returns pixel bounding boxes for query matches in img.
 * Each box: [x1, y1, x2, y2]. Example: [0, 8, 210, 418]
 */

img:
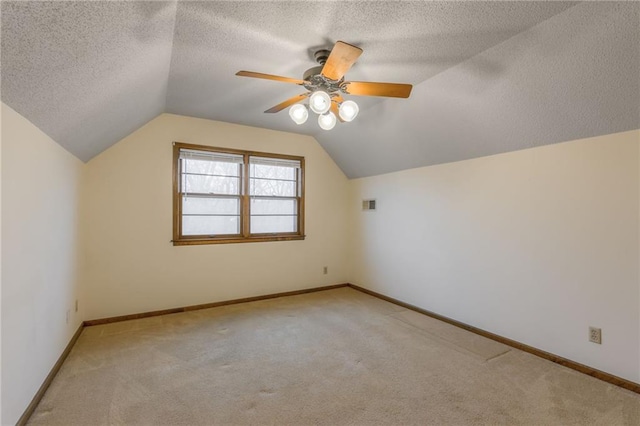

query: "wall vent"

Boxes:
[362, 199, 376, 211]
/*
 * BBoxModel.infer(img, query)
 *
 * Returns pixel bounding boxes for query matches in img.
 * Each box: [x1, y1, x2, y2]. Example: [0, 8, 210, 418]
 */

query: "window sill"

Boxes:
[173, 235, 306, 246]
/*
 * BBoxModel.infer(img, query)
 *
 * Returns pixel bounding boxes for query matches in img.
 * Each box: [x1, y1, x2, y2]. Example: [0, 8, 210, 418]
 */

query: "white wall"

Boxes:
[1, 103, 84, 425]
[82, 113, 350, 320]
[349, 130, 640, 383]
[1, 97, 4, 426]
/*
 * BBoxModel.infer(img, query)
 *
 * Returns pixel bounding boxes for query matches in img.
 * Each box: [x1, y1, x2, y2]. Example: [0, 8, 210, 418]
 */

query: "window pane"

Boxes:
[251, 198, 296, 215]
[250, 163, 297, 180]
[182, 216, 239, 236]
[250, 178, 296, 197]
[251, 215, 297, 234]
[184, 175, 240, 195]
[184, 159, 241, 177]
[183, 197, 240, 215]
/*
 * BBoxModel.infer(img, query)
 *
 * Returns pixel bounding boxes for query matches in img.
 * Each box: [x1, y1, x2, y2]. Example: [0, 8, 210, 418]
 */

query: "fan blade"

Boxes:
[330, 102, 343, 123]
[342, 81, 412, 98]
[264, 93, 308, 113]
[331, 95, 345, 122]
[321, 41, 363, 81]
[236, 71, 304, 85]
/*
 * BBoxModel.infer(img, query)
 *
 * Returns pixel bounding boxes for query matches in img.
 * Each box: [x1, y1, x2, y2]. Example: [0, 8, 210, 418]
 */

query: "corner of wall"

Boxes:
[637, 130, 640, 382]
[1, 102, 85, 425]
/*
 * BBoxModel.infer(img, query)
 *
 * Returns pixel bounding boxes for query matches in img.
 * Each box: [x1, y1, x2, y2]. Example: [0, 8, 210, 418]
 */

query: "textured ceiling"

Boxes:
[2, 1, 638, 177]
[319, 1, 640, 177]
[1, 1, 178, 161]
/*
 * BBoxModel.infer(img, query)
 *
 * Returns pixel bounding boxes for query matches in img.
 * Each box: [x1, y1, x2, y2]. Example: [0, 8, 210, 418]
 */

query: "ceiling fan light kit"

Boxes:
[236, 41, 412, 131]
[318, 111, 337, 130]
[289, 104, 309, 125]
[338, 100, 359, 122]
[309, 90, 331, 114]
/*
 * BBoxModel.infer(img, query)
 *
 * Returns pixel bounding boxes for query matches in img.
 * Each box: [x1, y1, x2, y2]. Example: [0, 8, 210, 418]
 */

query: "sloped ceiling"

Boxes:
[2, 1, 638, 177]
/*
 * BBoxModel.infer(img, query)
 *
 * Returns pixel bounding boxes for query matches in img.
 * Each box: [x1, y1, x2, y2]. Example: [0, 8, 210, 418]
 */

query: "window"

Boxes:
[173, 143, 304, 245]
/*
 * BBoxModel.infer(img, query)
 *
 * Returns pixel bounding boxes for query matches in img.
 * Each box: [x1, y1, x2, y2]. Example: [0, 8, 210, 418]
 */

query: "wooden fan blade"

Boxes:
[331, 95, 345, 122]
[330, 102, 344, 123]
[342, 81, 412, 98]
[236, 71, 304, 85]
[321, 41, 363, 81]
[264, 93, 308, 113]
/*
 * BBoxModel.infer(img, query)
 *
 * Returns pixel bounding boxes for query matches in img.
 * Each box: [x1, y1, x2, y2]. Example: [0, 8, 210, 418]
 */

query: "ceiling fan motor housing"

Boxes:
[303, 48, 346, 94]
[302, 65, 324, 81]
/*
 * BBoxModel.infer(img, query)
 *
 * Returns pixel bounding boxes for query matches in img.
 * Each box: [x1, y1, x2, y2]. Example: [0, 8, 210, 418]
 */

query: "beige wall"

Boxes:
[1, 103, 85, 425]
[349, 130, 640, 383]
[82, 113, 350, 320]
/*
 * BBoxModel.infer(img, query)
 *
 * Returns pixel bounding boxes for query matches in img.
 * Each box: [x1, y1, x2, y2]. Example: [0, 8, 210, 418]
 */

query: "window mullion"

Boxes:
[297, 167, 301, 233]
[298, 161, 304, 234]
[174, 153, 183, 241]
[242, 154, 250, 237]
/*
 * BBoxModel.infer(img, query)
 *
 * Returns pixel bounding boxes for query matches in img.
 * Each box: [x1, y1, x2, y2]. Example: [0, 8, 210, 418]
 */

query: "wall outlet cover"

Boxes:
[589, 326, 602, 344]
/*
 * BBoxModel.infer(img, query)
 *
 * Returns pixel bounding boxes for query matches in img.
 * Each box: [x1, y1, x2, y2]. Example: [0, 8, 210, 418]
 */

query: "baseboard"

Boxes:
[16, 323, 84, 426]
[347, 283, 640, 394]
[84, 283, 350, 326]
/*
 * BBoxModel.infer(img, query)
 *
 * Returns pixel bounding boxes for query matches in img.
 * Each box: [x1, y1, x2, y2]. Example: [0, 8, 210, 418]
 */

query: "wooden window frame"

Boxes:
[172, 142, 305, 246]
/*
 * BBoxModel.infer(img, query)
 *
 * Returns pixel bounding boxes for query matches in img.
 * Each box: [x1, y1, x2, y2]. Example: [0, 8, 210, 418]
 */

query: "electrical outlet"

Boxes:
[323, 266, 328, 275]
[589, 327, 602, 344]
[75, 299, 78, 312]
[66, 309, 70, 324]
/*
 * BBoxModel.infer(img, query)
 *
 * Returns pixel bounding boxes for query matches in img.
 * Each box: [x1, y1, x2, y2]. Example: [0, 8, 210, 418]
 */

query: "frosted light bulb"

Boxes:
[309, 91, 331, 114]
[338, 100, 359, 122]
[289, 104, 308, 125]
[318, 112, 337, 130]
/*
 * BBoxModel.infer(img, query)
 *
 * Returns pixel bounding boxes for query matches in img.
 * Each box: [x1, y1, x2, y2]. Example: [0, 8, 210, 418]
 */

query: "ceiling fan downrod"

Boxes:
[314, 49, 331, 65]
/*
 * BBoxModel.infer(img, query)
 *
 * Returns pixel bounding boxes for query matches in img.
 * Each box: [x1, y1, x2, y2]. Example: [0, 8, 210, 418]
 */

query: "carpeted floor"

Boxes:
[28, 287, 640, 425]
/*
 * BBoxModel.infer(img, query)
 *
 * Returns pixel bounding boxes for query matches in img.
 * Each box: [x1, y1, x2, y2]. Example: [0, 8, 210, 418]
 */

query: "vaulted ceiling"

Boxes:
[2, 1, 638, 178]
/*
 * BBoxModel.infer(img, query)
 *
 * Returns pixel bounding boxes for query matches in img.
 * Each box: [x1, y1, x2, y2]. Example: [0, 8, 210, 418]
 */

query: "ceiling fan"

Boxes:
[236, 41, 413, 130]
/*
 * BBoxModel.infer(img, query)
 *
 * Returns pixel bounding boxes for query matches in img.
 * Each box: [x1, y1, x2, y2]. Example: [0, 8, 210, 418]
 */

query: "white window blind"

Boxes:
[249, 156, 301, 168]
[249, 156, 300, 234]
[179, 148, 243, 236]
[179, 149, 243, 164]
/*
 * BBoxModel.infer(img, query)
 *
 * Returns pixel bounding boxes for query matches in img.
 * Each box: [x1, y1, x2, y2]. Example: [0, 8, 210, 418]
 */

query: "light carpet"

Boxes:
[28, 287, 640, 425]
